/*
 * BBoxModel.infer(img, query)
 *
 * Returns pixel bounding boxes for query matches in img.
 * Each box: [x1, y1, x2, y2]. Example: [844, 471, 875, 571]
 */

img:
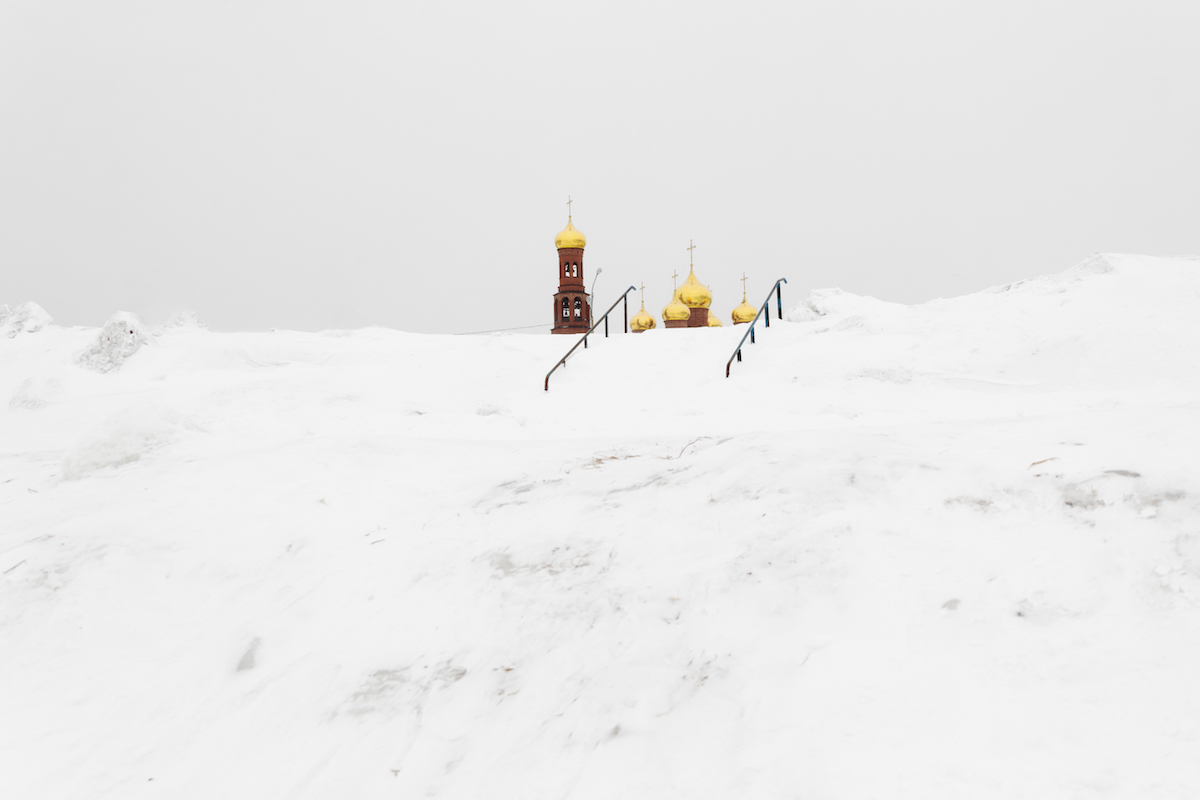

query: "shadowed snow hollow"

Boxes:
[60, 403, 191, 480]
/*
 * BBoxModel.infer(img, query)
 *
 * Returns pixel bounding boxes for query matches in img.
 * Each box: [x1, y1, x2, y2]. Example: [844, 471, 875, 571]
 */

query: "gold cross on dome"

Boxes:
[639, 282, 646, 302]
[687, 240, 696, 267]
[741, 272, 749, 299]
[671, 270, 680, 290]
[566, 196, 573, 220]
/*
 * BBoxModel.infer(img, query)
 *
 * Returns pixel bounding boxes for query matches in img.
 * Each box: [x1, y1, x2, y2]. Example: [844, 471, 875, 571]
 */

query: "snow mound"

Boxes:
[61, 403, 188, 480]
[785, 287, 906, 327]
[155, 311, 208, 333]
[4, 253, 1200, 799]
[8, 377, 62, 411]
[76, 312, 150, 373]
[0, 301, 52, 338]
[782, 253, 1200, 390]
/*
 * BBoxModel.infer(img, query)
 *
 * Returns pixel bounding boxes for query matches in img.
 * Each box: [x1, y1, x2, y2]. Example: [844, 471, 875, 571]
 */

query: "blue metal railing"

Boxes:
[544, 285, 637, 391]
[725, 278, 787, 378]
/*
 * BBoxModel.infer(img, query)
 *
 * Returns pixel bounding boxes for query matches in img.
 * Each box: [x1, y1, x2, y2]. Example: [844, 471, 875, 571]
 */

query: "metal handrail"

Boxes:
[725, 278, 787, 378]
[545, 285, 637, 391]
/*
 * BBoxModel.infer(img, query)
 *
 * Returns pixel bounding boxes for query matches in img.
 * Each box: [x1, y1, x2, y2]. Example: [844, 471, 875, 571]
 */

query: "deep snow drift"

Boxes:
[2, 253, 1199, 799]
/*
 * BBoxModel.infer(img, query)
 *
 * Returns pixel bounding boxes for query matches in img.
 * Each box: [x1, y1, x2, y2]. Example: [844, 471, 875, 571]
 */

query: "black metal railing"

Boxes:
[725, 278, 787, 378]
[545, 285, 637, 391]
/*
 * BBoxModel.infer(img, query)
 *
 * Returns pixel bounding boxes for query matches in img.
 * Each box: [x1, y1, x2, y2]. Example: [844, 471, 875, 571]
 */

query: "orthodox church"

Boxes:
[551, 205, 759, 334]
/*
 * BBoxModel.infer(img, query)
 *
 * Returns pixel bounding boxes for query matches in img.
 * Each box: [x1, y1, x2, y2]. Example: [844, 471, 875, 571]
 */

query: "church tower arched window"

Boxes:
[574, 298, 582, 318]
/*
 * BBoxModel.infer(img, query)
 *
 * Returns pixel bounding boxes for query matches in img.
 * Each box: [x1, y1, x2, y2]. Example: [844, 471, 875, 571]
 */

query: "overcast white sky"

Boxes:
[2, 0, 1197, 334]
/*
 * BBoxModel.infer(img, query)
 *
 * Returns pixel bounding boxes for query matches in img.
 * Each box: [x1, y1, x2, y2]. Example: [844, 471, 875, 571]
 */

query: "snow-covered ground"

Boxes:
[3, 253, 1199, 799]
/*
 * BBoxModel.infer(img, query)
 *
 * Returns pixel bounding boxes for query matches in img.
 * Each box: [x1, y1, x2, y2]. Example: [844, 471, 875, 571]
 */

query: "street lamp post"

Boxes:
[589, 267, 603, 327]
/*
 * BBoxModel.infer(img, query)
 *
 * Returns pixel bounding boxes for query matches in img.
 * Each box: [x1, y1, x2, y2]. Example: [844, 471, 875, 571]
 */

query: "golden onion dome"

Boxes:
[707, 312, 723, 327]
[662, 289, 691, 322]
[555, 218, 586, 249]
[732, 296, 758, 324]
[678, 267, 712, 309]
[630, 302, 656, 332]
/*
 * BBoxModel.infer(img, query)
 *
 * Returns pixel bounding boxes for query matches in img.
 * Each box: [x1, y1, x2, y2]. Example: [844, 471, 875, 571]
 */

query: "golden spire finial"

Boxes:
[555, 199, 586, 248]
[741, 272, 749, 301]
[671, 270, 680, 290]
[687, 240, 696, 269]
[639, 282, 646, 306]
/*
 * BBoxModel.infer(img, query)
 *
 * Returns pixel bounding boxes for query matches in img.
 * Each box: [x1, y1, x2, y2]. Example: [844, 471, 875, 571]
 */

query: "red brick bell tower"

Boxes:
[552, 199, 590, 334]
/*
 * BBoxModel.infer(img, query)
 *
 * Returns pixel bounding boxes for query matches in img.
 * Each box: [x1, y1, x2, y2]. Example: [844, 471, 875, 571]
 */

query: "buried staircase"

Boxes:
[543, 279, 787, 390]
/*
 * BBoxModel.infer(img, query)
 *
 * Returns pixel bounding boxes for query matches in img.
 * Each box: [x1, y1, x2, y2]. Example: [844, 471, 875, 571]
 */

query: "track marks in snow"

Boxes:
[342, 661, 468, 718]
[483, 546, 600, 580]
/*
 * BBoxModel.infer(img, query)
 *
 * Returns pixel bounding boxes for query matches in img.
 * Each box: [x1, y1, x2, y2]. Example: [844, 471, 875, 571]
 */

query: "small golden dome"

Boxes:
[732, 295, 757, 324]
[630, 302, 656, 332]
[555, 218, 586, 249]
[662, 289, 691, 322]
[707, 312, 723, 327]
[678, 267, 712, 309]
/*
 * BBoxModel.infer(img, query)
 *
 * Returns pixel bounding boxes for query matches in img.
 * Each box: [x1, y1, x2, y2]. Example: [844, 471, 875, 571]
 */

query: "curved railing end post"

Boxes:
[543, 285, 640, 391]
[725, 277, 788, 379]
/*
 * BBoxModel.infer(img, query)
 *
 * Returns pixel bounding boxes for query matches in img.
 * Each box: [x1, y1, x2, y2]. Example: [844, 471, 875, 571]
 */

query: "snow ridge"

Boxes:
[2, 254, 1199, 799]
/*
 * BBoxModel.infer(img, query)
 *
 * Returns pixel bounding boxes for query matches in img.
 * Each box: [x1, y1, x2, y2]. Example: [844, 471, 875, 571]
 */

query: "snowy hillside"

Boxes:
[3, 253, 1199, 799]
